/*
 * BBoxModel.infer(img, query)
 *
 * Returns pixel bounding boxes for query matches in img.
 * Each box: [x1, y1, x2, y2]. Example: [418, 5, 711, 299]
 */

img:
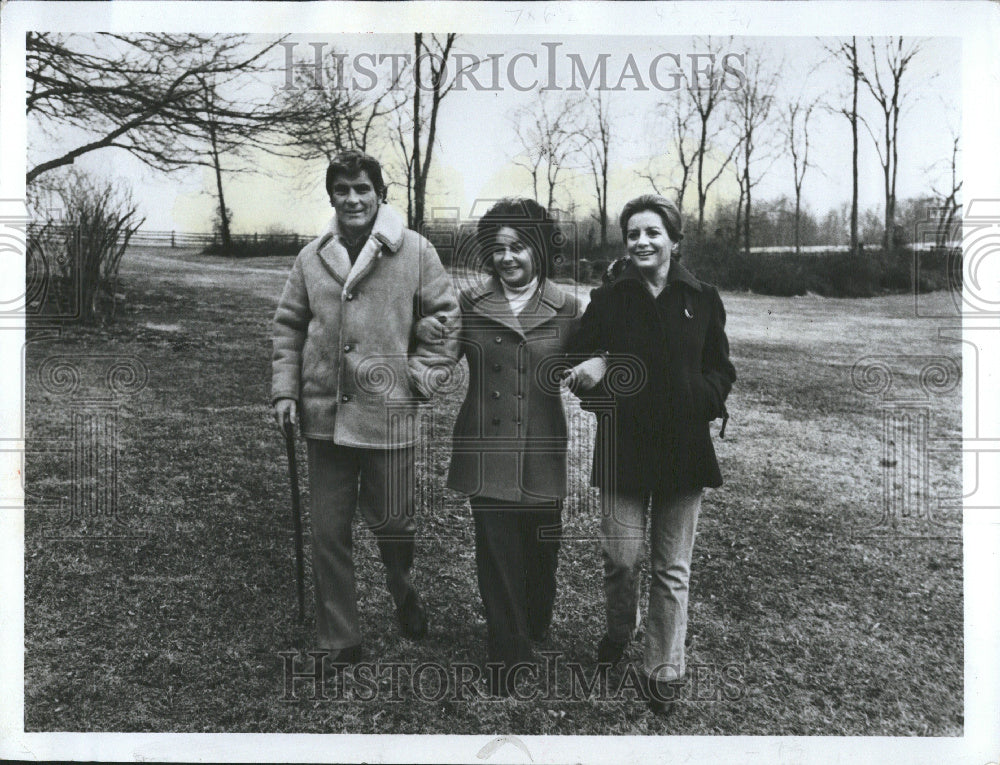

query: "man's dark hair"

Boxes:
[475, 198, 561, 280]
[325, 149, 388, 202]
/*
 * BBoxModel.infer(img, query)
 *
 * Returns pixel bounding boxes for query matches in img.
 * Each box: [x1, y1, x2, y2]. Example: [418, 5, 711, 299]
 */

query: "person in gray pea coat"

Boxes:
[424, 198, 580, 695]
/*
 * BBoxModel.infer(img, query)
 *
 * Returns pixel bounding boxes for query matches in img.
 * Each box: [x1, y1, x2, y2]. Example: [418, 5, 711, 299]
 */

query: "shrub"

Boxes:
[684, 240, 961, 298]
[28, 171, 144, 325]
[201, 233, 303, 258]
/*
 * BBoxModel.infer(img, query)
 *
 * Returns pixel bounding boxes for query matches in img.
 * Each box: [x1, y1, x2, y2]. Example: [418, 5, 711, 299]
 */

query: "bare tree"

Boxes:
[510, 90, 585, 212]
[857, 37, 925, 253]
[728, 54, 782, 255]
[406, 33, 465, 231]
[26, 33, 287, 186]
[580, 91, 614, 248]
[687, 37, 739, 240]
[637, 88, 697, 216]
[929, 128, 962, 249]
[198, 78, 234, 248]
[783, 96, 820, 254]
[276, 54, 406, 164]
[824, 37, 862, 255]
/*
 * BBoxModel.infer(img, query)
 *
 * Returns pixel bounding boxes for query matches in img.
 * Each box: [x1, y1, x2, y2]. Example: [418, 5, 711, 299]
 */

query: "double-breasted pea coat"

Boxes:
[446, 277, 581, 504]
[569, 258, 736, 496]
[271, 204, 460, 448]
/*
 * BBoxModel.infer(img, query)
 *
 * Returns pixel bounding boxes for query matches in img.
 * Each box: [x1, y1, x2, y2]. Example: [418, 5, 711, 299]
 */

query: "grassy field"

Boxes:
[24, 246, 963, 735]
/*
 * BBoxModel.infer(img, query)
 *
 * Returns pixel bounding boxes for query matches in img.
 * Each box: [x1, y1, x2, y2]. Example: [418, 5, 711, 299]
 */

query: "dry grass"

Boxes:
[24, 247, 962, 734]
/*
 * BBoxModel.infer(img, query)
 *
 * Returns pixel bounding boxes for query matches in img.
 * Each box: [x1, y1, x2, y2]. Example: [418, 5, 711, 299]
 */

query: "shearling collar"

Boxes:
[611, 257, 703, 292]
[317, 203, 406, 254]
[313, 204, 407, 296]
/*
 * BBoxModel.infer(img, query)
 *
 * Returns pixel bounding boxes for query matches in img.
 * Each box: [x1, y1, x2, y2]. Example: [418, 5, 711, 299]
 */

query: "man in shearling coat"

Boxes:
[272, 150, 460, 661]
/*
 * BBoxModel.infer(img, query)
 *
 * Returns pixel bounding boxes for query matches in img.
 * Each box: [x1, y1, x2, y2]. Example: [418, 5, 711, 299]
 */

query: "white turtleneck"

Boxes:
[501, 276, 539, 314]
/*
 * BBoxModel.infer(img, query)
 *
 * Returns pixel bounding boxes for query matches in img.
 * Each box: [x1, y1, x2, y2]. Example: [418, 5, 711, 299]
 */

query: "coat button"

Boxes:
[344, 344, 352, 352]
[516, 393, 523, 399]
[345, 292, 354, 300]
[492, 417, 501, 425]
[494, 336, 502, 344]
[493, 363, 502, 372]
[341, 394, 351, 403]
[491, 390, 501, 399]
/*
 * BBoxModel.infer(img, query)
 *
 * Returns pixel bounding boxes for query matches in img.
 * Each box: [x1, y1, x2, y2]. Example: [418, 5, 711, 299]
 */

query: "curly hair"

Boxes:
[475, 198, 561, 280]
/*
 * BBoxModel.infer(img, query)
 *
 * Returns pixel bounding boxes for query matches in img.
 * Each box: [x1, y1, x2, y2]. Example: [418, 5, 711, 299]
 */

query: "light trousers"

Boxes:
[306, 439, 417, 650]
[600, 487, 703, 682]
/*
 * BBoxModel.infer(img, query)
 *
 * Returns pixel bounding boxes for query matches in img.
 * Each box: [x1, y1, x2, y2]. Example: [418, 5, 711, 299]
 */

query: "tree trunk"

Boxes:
[743, 183, 751, 257]
[599, 163, 609, 248]
[882, 108, 892, 253]
[794, 192, 802, 254]
[734, 185, 744, 243]
[410, 33, 422, 230]
[209, 121, 231, 249]
[850, 38, 860, 257]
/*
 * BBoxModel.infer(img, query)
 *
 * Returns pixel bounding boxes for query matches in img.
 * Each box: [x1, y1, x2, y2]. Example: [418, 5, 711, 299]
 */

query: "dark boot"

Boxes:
[397, 589, 428, 640]
[596, 634, 629, 667]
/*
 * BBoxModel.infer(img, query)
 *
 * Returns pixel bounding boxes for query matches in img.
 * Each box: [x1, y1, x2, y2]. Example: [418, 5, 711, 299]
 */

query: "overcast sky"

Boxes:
[39, 34, 961, 235]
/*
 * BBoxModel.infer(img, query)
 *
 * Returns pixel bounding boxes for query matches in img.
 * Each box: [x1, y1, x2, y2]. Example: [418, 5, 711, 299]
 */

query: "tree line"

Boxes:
[26, 33, 961, 323]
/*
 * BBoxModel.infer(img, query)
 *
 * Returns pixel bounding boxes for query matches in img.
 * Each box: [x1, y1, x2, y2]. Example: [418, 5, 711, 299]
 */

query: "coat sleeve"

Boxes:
[271, 254, 310, 405]
[566, 287, 614, 411]
[408, 240, 461, 399]
[567, 286, 609, 356]
[694, 286, 736, 420]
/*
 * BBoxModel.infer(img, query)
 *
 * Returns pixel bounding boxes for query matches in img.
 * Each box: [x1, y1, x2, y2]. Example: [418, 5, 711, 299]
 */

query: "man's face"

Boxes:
[329, 171, 378, 236]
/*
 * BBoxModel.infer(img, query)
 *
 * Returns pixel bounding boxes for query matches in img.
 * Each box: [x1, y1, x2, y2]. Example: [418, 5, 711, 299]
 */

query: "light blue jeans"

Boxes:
[600, 488, 703, 683]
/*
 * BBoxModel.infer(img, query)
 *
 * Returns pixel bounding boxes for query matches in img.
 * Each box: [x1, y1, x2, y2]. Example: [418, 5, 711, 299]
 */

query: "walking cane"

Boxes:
[283, 421, 306, 625]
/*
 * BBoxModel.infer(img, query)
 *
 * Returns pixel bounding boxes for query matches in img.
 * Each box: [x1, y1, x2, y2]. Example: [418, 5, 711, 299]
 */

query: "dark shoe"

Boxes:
[596, 634, 629, 667]
[645, 673, 682, 717]
[529, 624, 550, 643]
[397, 590, 428, 640]
[328, 644, 364, 665]
[648, 696, 676, 717]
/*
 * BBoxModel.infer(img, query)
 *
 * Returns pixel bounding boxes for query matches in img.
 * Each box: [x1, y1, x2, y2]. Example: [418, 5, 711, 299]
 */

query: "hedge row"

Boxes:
[688, 246, 961, 298]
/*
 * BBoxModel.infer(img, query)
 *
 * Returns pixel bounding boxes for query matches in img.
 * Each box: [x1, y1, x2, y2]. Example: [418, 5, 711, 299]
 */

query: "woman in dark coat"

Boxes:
[423, 198, 579, 696]
[563, 194, 735, 714]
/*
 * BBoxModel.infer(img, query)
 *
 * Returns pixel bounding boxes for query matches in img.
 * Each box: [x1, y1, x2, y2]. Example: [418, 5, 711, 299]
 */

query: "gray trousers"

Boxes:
[306, 439, 417, 650]
[601, 488, 703, 682]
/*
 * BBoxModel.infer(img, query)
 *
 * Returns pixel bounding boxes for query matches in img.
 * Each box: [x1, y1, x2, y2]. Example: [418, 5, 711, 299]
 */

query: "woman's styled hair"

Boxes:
[325, 149, 388, 202]
[475, 198, 560, 280]
[619, 194, 684, 248]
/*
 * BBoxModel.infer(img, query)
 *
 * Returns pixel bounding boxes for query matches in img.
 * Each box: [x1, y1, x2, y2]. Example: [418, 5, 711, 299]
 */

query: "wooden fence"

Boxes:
[27, 224, 306, 250]
[27, 223, 959, 255]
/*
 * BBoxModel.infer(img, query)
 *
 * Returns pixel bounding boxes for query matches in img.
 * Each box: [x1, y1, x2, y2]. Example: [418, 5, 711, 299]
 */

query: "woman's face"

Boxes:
[625, 210, 672, 271]
[492, 226, 537, 288]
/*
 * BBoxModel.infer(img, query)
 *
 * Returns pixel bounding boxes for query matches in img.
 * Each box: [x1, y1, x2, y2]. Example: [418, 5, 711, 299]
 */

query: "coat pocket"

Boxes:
[690, 373, 723, 421]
